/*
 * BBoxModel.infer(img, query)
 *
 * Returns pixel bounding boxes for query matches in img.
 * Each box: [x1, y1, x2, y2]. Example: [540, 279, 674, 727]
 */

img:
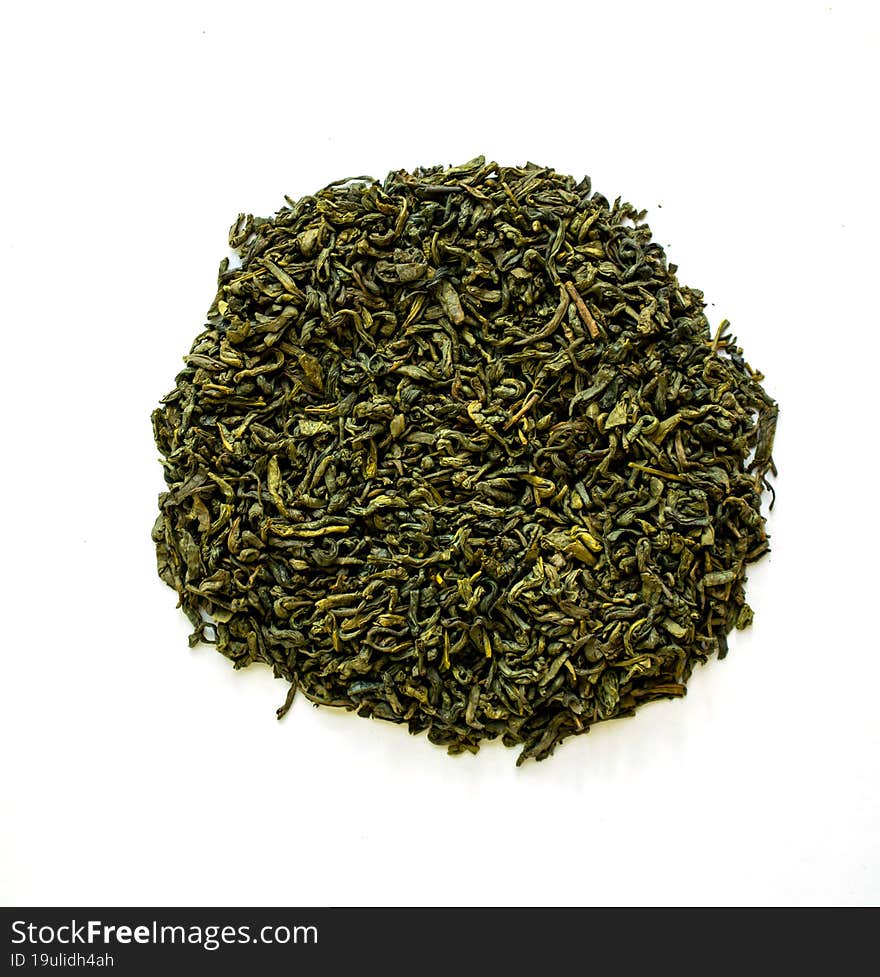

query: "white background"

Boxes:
[2, 1, 878, 908]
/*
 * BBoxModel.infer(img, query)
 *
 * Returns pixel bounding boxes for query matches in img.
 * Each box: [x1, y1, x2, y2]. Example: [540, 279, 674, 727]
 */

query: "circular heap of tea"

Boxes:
[152, 157, 777, 764]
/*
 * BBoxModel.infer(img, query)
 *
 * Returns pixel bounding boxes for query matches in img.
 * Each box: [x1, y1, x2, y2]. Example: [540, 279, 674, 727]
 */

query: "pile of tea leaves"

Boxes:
[152, 156, 777, 764]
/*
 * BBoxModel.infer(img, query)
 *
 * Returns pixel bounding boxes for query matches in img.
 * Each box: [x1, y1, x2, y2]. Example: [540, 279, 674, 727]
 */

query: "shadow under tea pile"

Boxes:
[152, 157, 777, 764]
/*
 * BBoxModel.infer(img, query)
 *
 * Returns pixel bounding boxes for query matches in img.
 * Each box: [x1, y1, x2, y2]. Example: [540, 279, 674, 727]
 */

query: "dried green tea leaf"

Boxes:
[152, 157, 777, 764]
